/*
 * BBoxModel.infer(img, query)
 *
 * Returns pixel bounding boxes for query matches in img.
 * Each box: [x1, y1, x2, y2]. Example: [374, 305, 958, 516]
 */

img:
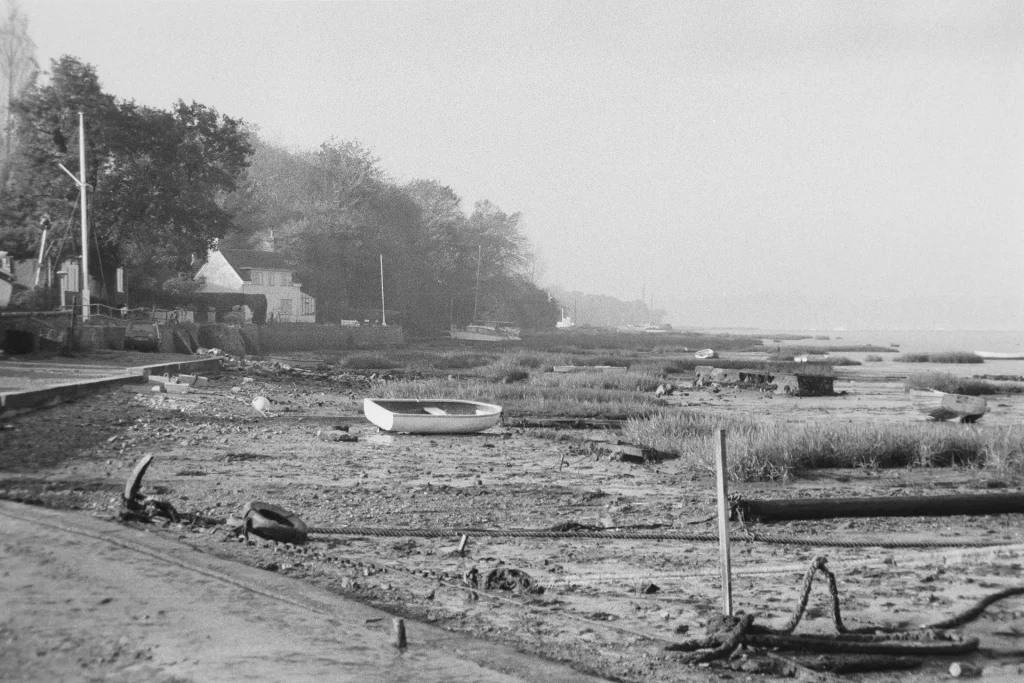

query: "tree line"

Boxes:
[0, 9, 556, 332]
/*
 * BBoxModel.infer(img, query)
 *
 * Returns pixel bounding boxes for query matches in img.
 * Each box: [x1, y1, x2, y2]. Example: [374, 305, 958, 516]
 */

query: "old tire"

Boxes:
[243, 501, 308, 543]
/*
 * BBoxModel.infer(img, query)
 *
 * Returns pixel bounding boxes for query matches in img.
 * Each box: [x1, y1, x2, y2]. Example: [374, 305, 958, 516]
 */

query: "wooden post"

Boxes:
[715, 429, 733, 616]
[457, 534, 468, 557]
[392, 617, 407, 649]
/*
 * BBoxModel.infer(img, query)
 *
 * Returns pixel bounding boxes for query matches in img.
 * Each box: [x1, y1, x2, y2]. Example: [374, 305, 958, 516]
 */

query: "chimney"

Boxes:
[261, 230, 276, 252]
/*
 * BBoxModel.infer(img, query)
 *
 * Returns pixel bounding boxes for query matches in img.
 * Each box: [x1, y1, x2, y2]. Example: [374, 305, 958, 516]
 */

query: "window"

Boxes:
[250, 270, 263, 285]
[302, 294, 315, 315]
[279, 299, 292, 315]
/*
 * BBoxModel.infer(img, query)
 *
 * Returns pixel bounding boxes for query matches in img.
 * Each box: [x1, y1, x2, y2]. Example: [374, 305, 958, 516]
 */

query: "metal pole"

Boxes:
[379, 254, 386, 326]
[78, 112, 90, 321]
[714, 428, 733, 616]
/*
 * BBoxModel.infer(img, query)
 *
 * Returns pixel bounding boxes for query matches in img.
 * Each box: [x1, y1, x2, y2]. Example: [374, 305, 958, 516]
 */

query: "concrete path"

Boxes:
[0, 352, 221, 416]
[0, 502, 606, 683]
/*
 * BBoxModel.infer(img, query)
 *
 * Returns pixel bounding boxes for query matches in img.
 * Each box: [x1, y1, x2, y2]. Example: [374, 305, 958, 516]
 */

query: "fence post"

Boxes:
[715, 428, 733, 616]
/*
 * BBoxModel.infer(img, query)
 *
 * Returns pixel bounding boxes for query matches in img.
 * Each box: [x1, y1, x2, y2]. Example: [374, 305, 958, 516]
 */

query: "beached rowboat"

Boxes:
[908, 390, 987, 423]
[694, 349, 717, 360]
[363, 398, 503, 434]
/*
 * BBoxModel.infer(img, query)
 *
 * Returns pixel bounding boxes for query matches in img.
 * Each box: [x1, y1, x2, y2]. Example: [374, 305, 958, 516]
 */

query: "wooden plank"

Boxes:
[715, 429, 732, 616]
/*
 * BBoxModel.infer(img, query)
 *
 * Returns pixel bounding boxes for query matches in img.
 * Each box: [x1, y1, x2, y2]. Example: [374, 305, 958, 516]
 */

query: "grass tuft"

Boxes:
[905, 373, 1024, 395]
[622, 412, 1024, 481]
[341, 352, 400, 370]
[894, 351, 983, 364]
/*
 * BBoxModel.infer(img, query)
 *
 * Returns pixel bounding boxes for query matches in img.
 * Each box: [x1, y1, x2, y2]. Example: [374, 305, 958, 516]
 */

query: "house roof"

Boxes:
[219, 249, 292, 271]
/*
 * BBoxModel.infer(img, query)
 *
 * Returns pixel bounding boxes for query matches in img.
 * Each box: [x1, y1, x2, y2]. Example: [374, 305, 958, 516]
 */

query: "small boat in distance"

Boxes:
[975, 351, 1024, 360]
[694, 349, 717, 360]
[908, 390, 987, 423]
[556, 308, 574, 329]
[363, 398, 503, 434]
[449, 321, 522, 342]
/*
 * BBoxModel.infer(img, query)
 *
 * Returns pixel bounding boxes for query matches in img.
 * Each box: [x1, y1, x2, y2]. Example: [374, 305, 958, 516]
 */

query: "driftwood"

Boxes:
[736, 493, 1024, 522]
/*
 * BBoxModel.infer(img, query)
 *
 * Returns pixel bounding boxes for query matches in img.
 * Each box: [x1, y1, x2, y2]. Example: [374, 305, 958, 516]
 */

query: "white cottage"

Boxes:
[195, 249, 315, 323]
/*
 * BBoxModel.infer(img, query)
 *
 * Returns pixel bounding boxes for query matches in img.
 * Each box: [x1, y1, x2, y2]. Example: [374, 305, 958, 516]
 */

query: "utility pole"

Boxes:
[57, 112, 90, 320]
[78, 112, 89, 321]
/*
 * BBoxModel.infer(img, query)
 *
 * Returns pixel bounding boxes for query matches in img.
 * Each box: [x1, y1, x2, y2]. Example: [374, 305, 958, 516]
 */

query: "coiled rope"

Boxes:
[667, 556, 984, 663]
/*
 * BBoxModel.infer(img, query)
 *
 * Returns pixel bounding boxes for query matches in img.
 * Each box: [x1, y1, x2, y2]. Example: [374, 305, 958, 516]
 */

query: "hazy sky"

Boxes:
[14, 1, 1024, 330]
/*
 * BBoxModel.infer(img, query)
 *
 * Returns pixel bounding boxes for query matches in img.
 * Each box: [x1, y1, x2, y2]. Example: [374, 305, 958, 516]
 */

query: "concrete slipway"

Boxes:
[0, 352, 224, 417]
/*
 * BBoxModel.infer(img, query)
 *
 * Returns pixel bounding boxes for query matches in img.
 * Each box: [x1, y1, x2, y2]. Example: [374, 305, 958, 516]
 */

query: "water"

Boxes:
[761, 328, 1024, 378]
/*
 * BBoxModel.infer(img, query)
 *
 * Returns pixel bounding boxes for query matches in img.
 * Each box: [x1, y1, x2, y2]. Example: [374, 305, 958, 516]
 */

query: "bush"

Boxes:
[894, 351, 983, 364]
[905, 372, 1024, 395]
[865, 354, 883, 362]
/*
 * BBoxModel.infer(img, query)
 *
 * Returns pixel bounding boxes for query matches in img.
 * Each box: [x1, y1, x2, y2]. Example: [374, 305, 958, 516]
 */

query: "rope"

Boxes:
[307, 525, 1010, 549]
[667, 556, 984, 663]
[926, 585, 1024, 630]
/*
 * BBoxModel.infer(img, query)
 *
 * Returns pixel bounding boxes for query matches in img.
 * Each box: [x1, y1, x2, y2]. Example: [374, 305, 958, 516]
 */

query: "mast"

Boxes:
[379, 254, 386, 326]
[473, 244, 481, 321]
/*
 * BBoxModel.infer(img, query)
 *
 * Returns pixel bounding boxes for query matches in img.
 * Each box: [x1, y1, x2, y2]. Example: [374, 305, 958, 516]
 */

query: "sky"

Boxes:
[12, 0, 1024, 330]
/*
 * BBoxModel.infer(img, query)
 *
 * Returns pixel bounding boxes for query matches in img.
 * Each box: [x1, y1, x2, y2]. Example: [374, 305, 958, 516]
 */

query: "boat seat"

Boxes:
[422, 407, 448, 416]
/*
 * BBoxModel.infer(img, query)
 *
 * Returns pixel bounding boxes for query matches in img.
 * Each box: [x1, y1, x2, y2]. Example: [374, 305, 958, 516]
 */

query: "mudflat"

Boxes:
[2, 352, 1023, 682]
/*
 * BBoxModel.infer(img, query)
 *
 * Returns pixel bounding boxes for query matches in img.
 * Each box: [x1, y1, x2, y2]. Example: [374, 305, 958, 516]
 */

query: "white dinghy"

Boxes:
[363, 398, 503, 434]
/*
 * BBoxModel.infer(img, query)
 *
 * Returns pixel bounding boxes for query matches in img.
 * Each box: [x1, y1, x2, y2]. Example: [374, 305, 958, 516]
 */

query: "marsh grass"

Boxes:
[623, 412, 1024, 480]
[742, 344, 896, 354]
[340, 352, 401, 370]
[341, 349, 498, 371]
[523, 330, 763, 353]
[865, 354, 884, 362]
[905, 372, 1024, 395]
[894, 351, 983, 364]
[765, 353, 862, 366]
[373, 375, 662, 419]
[661, 358, 837, 374]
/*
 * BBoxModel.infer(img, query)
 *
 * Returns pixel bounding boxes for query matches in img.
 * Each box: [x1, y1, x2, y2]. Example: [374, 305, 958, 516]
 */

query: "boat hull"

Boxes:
[449, 323, 521, 342]
[694, 349, 717, 360]
[975, 351, 1024, 360]
[909, 390, 987, 422]
[363, 398, 502, 434]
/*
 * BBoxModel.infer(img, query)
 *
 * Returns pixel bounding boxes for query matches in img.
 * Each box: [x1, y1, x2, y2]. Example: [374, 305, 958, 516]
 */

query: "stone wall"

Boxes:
[4, 314, 404, 356]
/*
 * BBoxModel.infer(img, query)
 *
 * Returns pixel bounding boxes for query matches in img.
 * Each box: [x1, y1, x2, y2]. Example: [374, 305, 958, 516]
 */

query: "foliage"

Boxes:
[225, 140, 557, 332]
[0, 56, 252, 303]
[905, 372, 1024, 395]
[546, 286, 665, 328]
[0, 1, 36, 193]
[894, 351, 983, 364]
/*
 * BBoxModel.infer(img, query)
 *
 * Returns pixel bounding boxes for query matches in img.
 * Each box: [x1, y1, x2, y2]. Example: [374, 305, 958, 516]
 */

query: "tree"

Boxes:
[0, 56, 252, 302]
[0, 0, 36, 194]
[225, 137, 558, 332]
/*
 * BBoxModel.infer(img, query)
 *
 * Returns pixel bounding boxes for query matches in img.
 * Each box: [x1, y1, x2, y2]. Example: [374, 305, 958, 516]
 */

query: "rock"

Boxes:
[251, 396, 270, 412]
[317, 430, 358, 443]
[949, 662, 983, 678]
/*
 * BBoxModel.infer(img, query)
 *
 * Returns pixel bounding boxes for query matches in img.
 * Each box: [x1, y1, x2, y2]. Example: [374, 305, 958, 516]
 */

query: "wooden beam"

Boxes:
[736, 493, 1024, 522]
